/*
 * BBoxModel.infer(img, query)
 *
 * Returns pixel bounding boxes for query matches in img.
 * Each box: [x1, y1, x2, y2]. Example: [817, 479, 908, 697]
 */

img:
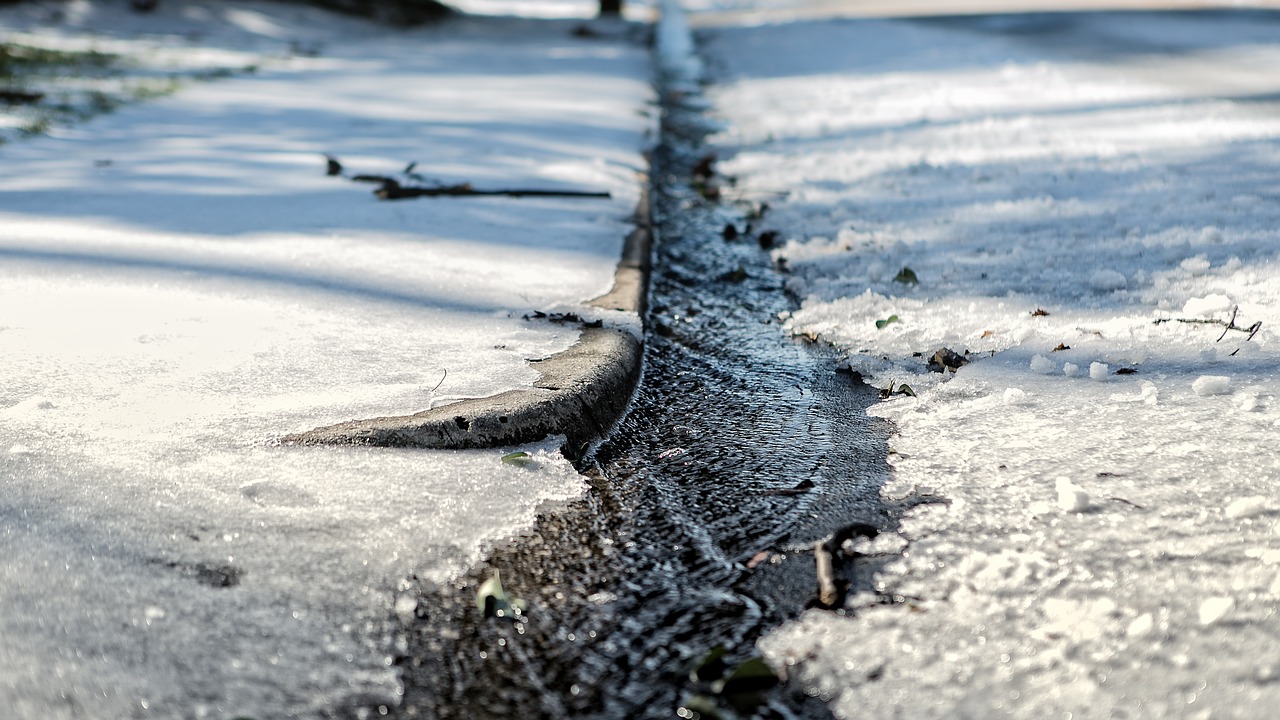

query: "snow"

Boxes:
[696, 2, 1280, 717]
[1055, 477, 1091, 513]
[1193, 374, 1234, 395]
[0, 1, 651, 717]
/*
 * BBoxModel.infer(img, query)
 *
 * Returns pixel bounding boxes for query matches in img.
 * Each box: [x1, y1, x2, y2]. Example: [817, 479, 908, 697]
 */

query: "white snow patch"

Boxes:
[1192, 375, 1233, 396]
[0, 2, 651, 717]
[707, 7, 1280, 718]
[1183, 293, 1233, 317]
[1002, 387, 1031, 406]
[1055, 477, 1090, 513]
[1225, 497, 1270, 520]
[1199, 596, 1236, 626]
[1126, 612, 1156, 639]
[1089, 361, 1110, 381]
[1029, 353, 1055, 374]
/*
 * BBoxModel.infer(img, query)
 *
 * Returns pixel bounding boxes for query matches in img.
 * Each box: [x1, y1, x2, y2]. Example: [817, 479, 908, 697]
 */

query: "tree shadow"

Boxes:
[703, 8, 1280, 325]
[0, 11, 652, 312]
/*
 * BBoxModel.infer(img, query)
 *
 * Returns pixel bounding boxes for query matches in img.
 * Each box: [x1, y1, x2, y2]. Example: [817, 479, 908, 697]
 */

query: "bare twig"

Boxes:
[1153, 305, 1262, 342]
[1216, 306, 1240, 342]
[430, 369, 448, 392]
[322, 154, 611, 200]
[376, 181, 610, 201]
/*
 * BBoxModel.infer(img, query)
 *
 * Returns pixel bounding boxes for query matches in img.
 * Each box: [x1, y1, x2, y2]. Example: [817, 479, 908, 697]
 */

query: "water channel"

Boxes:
[392, 55, 896, 720]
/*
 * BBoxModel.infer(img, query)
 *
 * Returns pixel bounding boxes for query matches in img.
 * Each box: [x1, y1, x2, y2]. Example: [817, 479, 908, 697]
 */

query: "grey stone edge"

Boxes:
[280, 184, 651, 455]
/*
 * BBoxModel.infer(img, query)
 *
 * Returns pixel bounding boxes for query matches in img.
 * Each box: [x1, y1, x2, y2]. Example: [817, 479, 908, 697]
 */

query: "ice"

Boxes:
[1089, 361, 1109, 382]
[1183, 293, 1233, 317]
[1141, 381, 1159, 405]
[1198, 597, 1236, 626]
[656, 0, 701, 86]
[393, 595, 419, 624]
[1224, 497, 1270, 520]
[1029, 354, 1055, 374]
[1002, 387, 1031, 406]
[0, 2, 651, 717]
[1181, 255, 1212, 275]
[1063, 362, 1080, 377]
[1055, 477, 1090, 513]
[1089, 269, 1127, 291]
[1126, 612, 1156, 639]
[1239, 392, 1266, 412]
[1192, 375, 1233, 396]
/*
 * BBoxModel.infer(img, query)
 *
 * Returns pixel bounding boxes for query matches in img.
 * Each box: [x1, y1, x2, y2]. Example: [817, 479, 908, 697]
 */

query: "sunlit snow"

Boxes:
[0, 1, 651, 716]
[700, 4, 1280, 717]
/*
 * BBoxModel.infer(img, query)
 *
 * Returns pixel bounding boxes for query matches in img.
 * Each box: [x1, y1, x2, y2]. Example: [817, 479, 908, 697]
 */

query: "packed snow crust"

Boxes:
[700, 5, 1280, 718]
[0, 1, 651, 717]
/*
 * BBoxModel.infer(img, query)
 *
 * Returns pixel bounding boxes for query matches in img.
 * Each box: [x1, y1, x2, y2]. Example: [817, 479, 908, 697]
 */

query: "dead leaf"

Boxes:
[927, 348, 969, 373]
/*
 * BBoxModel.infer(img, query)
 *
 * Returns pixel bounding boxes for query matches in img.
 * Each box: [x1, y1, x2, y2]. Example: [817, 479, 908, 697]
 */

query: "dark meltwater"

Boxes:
[392, 82, 894, 720]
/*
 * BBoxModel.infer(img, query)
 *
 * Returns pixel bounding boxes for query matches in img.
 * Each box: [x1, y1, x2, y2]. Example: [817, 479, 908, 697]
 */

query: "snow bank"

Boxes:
[705, 8, 1280, 718]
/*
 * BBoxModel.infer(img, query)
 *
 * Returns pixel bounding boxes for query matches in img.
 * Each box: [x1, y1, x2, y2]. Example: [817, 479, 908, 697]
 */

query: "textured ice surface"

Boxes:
[0, 2, 650, 717]
[704, 7, 1280, 719]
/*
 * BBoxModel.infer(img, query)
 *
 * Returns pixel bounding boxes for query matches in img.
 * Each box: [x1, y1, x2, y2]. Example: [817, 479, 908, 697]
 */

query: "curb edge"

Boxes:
[281, 183, 652, 452]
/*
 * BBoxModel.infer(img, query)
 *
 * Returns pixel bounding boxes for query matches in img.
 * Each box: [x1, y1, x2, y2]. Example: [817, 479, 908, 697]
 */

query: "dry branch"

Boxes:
[375, 180, 610, 201]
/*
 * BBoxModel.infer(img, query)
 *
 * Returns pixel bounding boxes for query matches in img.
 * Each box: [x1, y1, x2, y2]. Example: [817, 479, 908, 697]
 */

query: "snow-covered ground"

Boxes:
[0, 1, 651, 717]
[697, 3, 1280, 717]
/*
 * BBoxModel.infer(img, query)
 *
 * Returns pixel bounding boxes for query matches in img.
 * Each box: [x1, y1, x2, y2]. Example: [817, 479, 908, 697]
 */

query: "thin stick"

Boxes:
[377, 183, 610, 201]
[1154, 310, 1262, 341]
[815, 540, 838, 607]
[430, 369, 448, 392]
[1216, 306, 1240, 342]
